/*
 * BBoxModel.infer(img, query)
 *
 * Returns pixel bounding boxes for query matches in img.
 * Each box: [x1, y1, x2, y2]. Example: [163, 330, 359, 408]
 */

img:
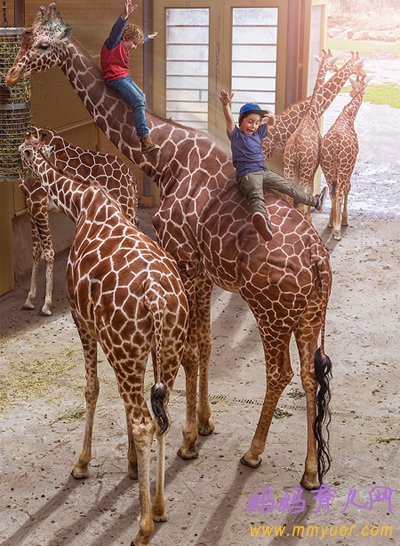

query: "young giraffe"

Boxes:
[283, 50, 338, 222]
[20, 125, 138, 316]
[8, 3, 333, 489]
[20, 137, 189, 546]
[320, 75, 369, 240]
[262, 51, 366, 161]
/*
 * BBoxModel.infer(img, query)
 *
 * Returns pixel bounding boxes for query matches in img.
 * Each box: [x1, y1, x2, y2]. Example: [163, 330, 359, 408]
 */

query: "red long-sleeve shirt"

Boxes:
[100, 16, 148, 82]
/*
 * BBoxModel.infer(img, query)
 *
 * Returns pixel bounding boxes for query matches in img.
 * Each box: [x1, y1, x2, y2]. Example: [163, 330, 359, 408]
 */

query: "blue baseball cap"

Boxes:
[239, 103, 268, 117]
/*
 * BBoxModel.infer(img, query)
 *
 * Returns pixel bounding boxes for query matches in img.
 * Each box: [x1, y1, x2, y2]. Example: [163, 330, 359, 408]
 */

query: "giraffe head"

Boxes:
[6, 3, 73, 85]
[19, 138, 54, 176]
[348, 52, 366, 79]
[314, 49, 339, 77]
[349, 75, 370, 99]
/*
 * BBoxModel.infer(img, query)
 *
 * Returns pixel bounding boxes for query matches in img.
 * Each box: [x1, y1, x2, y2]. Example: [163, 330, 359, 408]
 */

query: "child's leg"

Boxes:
[262, 170, 317, 207]
[237, 171, 266, 214]
[237, 171, 273, 241]
[106, 77, 149, 137]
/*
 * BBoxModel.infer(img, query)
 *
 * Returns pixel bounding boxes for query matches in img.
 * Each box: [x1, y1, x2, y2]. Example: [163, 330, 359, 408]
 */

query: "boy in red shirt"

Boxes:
[101, 0, 159, 153]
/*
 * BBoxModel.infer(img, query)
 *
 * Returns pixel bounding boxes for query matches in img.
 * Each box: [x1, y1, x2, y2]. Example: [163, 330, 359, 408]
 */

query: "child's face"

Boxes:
[122, 38, 138, 50]
[239, 113, 262, 136]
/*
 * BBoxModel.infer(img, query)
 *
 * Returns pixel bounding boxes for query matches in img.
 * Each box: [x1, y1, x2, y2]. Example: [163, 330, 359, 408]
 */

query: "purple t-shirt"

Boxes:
[228, 124, 269, 178]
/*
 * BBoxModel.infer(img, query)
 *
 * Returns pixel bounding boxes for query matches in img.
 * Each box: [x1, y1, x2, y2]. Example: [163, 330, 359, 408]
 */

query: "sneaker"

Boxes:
[252, 212, 273, 241]
[140, 135, 160, 154]
[314, 186, 328, 212]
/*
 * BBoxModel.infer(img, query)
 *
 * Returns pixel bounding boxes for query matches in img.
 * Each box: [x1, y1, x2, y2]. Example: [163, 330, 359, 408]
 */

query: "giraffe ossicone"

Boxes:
[9, 3, 334, 491]
[20, 135, 189, 546]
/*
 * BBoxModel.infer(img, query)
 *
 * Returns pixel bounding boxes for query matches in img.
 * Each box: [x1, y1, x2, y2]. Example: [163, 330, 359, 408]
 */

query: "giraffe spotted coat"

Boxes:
[8, 3, 333, 495]
[20, 137, 188, 546]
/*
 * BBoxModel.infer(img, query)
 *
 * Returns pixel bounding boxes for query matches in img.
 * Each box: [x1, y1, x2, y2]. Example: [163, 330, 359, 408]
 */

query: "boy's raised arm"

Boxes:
[219, 90, 235, 136]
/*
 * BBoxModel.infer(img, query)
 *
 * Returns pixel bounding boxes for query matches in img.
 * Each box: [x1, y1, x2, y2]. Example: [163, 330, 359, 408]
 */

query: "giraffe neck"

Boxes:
[343, 90, 365, 120]
[307, 64, 330, 122]
[62, 39, 173, 180]
[34, 156, 83, 222]
[319, 59, 359, 113]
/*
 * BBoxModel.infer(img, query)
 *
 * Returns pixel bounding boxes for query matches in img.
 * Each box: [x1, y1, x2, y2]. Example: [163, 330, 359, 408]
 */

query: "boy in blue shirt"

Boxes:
[219, 90, 327, 241]
[101, 0, 159, 153]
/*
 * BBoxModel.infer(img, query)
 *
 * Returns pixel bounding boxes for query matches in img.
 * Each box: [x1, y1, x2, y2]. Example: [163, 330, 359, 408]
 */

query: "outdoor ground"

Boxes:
[1, 41, 400, 546]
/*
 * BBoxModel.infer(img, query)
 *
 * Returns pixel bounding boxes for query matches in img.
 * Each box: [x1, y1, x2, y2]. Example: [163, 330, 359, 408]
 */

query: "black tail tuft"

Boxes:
[313, 347, 333, 483]
[151, 382, 169, 434]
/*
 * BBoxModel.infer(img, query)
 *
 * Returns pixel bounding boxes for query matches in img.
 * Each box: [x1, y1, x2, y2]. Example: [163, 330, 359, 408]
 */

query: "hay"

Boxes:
[0, 31, 31, 179]
[0, 36, 31, 103]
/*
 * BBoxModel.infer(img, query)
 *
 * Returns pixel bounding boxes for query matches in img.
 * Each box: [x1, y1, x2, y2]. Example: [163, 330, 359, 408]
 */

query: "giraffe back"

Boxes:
[29, 127, 138, 225]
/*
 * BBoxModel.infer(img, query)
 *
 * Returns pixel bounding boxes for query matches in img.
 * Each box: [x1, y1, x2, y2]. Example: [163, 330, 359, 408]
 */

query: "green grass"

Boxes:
[340, 82, 400, 108]
[327, 37, 400, 58]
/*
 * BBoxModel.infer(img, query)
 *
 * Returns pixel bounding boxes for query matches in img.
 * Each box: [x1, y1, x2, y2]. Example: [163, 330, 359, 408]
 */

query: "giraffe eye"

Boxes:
[38, 43, 50, 50]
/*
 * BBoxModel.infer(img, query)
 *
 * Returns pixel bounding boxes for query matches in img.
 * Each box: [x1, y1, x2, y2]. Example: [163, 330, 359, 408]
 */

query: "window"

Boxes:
[165, 8, 209, 131]
[231, 8, 278, 116]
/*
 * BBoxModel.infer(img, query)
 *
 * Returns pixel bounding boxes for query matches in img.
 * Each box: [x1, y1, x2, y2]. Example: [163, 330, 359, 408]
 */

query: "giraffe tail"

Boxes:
[313, 246, 333, 483]
[144, 283, 169, 435]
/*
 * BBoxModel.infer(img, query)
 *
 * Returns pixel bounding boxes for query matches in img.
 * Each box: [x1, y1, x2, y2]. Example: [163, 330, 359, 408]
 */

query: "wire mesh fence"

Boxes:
[0, 27, 31, 181]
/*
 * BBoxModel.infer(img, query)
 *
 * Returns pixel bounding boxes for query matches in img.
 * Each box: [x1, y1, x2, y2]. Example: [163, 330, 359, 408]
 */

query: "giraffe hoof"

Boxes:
[300, 473, 320, 490]
[152, 509, 168, 522]
[128, 465, 138, 480]
[177, 446, 199, 460]
[38, 309, 52, 316]
[71, 466, 89, 479]
[240, 454, 262, 468]
[21, 303, 35, 310]
[197, 420, 215, 436]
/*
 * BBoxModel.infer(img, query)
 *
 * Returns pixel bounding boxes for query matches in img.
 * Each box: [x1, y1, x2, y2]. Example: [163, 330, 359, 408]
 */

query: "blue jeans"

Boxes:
[106, 76, 149, 138]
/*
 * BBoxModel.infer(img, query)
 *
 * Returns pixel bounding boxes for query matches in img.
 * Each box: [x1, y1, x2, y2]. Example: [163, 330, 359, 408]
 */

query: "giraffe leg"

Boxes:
[178, 333, 200, 459]
[294, 295, 332, 490]
[153, 329, 186, 521]
[25, 194, 55, 316]
[341, 186, 350, 226]
[126, 406, 138, 479]
[241, 334, 294, 468]
[129, 399, 156, 546]
[22, 223, 41, 311]
[152, 430, 167, 522]
[71, 316, 99, 479]
[39, 241, 55, 316]
[332, 192, 343, 241]
[177, 271, 201, 460]
[196, 278, 214, 436]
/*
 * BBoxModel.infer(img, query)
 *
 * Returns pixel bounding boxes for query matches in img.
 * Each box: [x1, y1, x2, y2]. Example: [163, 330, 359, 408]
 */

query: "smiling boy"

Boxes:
[219, 90, 327, 241]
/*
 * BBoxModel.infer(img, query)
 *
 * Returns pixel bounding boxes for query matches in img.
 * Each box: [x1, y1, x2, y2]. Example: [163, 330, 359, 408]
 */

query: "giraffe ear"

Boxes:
[61, 25, 74, 40]
[42, 145, 55, 158]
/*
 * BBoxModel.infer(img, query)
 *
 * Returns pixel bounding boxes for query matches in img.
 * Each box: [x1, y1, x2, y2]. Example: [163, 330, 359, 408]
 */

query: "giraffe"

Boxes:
[19, 125, 138, 316]
[7, 3, 333, 490]
[19, 137, 189, 546]
[283, 50, 338, 221]
[262, 51, 366, 161]
[320, 75, 369, 240]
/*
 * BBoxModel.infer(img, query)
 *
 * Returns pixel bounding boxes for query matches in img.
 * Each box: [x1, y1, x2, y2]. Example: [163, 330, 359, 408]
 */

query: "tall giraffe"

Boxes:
[320, 75, 369, 240]
[8, 3, 333, 490]
[283, 51, 338, 221]
[262, 51, 365, 161]
[20, 137, 189, 546]
[19, 126, 138, 316]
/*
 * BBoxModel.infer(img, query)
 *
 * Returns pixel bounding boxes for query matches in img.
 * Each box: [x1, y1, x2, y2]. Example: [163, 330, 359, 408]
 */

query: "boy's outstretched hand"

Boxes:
[219, 89, 234, 105]
[262, 110, 275, 126]
[122, 0, 137, 20]
[148, 32, 158, 40]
